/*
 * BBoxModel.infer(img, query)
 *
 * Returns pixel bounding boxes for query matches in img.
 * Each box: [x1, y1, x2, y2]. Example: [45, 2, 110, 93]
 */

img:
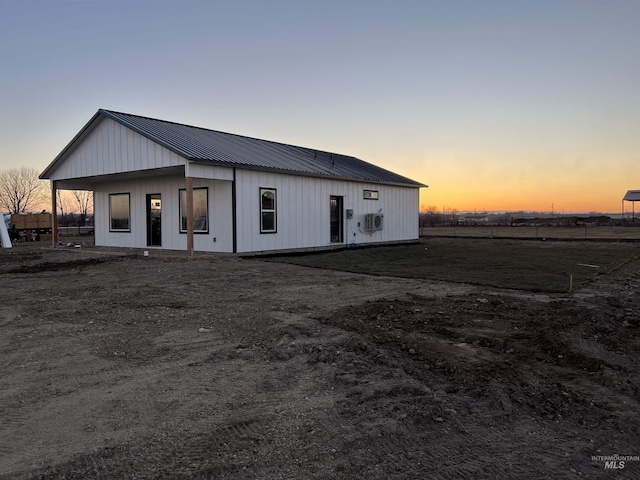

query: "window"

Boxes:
[109, 193, 130, 232]
[363, 190, 379, 200]
[260, 188, 277, 233]
[179, 187, 209, 233]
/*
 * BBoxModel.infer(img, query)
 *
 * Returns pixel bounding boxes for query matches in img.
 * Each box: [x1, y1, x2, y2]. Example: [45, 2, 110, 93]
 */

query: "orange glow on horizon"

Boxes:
[419, 189, 635, 214]
[395, 149, 640, 215]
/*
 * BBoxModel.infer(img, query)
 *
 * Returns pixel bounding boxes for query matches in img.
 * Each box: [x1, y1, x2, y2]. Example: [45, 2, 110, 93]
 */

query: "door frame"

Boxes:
[330, 195, 344, 243]
[146, 193, 162, 247]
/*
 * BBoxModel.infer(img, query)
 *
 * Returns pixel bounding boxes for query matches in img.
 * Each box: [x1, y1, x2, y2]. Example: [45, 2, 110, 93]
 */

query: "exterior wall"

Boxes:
[186, 162, 234, 181]
[234, 170, 419, 253]
[49, 118, 186, 181]
[93, 169, 418, 254]
[94, 176, 233, 252]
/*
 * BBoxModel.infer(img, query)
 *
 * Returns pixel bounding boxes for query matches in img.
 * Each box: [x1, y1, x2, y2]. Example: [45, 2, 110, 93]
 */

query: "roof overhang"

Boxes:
[50, 166, 186, 190]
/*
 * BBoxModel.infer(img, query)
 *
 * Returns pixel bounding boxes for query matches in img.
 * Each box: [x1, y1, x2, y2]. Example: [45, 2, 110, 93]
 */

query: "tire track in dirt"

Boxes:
[20, 338, 341, 479]
[0, 308, 70, 464]
[104, 306, 346, 478]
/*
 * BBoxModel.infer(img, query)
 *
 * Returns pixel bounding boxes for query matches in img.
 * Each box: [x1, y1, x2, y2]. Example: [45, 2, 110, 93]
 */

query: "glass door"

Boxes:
[330, 196, 343, 243]
[146, 194, 162, 246]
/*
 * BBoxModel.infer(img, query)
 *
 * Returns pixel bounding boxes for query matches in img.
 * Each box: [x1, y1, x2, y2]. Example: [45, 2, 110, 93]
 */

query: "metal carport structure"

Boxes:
[622, 190, 640, 221]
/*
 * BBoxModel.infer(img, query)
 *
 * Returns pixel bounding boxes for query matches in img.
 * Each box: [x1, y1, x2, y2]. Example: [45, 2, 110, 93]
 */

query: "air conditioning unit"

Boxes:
[365, 213, 384, 231]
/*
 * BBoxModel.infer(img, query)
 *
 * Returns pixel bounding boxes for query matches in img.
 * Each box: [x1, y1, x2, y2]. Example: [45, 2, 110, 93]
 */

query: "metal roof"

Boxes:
[85, 109, 424, 187]
[623, 190, 640, 202]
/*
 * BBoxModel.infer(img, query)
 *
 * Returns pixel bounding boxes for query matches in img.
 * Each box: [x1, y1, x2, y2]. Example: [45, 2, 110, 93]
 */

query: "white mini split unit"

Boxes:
[365, 213, 384, 232]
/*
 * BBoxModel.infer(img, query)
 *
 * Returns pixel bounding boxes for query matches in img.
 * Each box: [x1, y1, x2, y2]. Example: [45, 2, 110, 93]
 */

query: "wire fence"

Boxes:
[420, 225, 640, 241]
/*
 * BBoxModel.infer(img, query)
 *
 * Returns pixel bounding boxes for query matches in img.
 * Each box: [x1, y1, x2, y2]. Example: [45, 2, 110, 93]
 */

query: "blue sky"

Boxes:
[1, 0, 638, 212]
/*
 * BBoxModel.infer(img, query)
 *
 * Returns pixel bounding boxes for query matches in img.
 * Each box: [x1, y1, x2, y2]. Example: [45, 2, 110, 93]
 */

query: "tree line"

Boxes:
[0, 167, 93, 218]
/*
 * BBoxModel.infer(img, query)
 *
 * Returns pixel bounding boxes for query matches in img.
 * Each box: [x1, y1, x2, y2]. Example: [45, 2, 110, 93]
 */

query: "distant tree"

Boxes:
[494, 213, 513, 226]
[446, 208, 460, 226]
[56, 190, 69, 217]
[420, 205, 440, 227]
[0, 167, 48, 213]
[72, 190, 93, 225]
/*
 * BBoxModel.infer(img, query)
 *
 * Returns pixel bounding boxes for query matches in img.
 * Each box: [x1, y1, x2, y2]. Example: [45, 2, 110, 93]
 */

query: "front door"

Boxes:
[330, 195, 343, 243]
[146, 194, 161, 246]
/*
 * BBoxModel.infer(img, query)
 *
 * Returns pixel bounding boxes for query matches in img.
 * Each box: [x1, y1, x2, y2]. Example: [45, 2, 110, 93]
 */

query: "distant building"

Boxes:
[622, 190, 640, 220]
[460, 213, 489, 224]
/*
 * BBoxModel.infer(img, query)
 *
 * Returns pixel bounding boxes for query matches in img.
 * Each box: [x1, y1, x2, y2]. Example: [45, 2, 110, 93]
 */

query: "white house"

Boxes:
[40, 110, 426, 254]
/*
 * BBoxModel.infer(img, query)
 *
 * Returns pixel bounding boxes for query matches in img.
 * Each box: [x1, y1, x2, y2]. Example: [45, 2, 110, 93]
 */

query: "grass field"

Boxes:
[264, 238, 640, 292]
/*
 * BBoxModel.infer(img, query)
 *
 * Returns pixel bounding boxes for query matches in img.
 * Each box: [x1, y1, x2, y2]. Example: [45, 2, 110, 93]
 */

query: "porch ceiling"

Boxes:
[52, 166, 185, 190]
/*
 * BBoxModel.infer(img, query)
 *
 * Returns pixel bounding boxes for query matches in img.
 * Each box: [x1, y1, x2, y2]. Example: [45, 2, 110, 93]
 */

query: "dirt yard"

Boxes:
[1, 240, 639, 479]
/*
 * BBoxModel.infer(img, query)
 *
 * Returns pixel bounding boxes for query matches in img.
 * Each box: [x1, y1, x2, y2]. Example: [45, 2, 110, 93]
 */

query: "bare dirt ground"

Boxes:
[1, 240, 639, 479]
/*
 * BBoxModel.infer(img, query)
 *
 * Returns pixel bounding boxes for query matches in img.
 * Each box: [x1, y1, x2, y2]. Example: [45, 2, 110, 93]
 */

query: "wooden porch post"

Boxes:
[51, 180, 58, 247]
[186, 176, 194, 256]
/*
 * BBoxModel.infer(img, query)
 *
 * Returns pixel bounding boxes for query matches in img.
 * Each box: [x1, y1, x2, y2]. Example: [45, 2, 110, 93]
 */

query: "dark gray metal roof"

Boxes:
[623, 190, 640, 201]
[95, 110, 425, 187]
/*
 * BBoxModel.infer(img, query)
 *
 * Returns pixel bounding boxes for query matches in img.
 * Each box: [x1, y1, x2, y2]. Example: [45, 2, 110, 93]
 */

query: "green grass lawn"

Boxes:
[262, 238, 640, 292]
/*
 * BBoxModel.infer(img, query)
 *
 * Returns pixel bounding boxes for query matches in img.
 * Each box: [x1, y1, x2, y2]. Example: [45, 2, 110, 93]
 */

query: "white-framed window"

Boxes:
[109, 193, 130, 232]
[260, 188, 277, 233]
[179, 187, 209, 233]
[363, 190, 379, 200]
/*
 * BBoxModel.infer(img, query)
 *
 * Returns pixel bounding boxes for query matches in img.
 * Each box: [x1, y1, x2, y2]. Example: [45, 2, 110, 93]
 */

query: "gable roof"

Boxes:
[623, 190, 640, 202]
[41, 109, 426, 188]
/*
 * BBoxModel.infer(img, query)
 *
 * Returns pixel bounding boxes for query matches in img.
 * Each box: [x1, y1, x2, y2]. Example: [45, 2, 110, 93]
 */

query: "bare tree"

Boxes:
[0, 167, 48, 213]
[56, 190, 76, 226]
[447, 208, 460, 226]
[72, 190, 93, 225]
[56, 190, 68, 217]
[419, 205, 440, 227]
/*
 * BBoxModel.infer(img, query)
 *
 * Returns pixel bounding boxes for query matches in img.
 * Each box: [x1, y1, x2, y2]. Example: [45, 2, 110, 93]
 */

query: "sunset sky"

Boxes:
[1, 0, 638, 213]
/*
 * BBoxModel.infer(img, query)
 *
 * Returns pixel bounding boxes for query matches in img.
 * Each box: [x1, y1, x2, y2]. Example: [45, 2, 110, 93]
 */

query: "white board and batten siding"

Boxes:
[94, 176, 234, 252]
[94, 169, 417, 254]
[234, 170, 419, 253]
[49, 118, 186, 181]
